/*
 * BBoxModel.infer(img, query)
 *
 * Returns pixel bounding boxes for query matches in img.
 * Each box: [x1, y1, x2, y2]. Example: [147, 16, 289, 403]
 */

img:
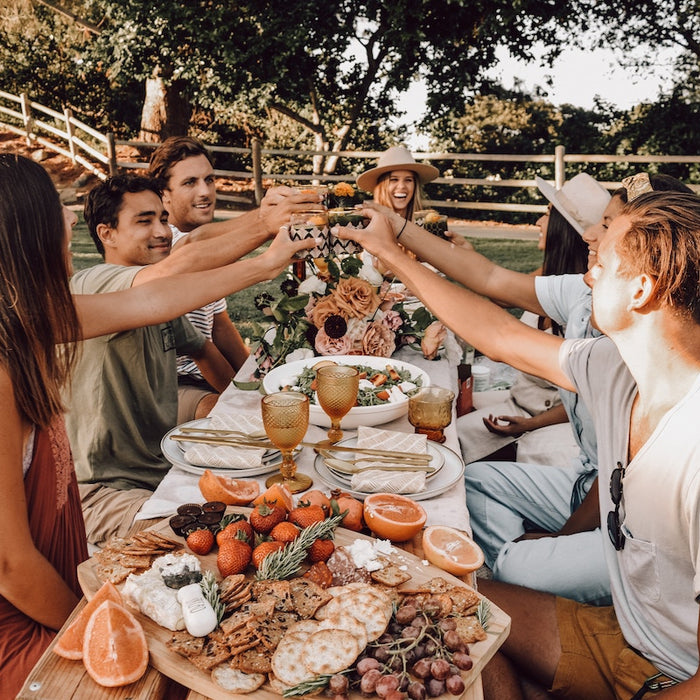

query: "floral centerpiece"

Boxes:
[250, 246, 447, 378]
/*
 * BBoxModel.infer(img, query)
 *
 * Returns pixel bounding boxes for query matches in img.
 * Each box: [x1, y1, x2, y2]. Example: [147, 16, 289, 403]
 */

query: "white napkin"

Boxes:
[349, 426, 428, 493]
[183, 413, 267, 468]
[350, 469, 427, 494]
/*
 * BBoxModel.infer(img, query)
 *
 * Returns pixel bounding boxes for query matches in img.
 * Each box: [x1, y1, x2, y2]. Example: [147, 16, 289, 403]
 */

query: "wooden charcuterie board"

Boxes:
[77, 509, 510, 700]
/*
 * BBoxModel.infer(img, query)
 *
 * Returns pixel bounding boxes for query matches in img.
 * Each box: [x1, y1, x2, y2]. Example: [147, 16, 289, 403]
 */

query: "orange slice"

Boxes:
[421, 525, 484, 576]
[198, 470, 260, 506]
[252, 482, 294, 513]
[82, 600, 149, 687]
[54, 581, 123, 660]
[363, 493, 427, 542]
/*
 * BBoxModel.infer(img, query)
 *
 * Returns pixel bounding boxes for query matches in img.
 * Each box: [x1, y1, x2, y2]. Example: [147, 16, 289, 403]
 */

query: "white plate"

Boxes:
[313, 441, 464, 501]
[160, 418, 282, 477]
[262, 355, 430, 429]
[323, 436, 445, 485]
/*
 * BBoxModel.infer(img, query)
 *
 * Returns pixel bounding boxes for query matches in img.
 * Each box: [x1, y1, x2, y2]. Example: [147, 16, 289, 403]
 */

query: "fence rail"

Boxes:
[1, 90, 699, 218]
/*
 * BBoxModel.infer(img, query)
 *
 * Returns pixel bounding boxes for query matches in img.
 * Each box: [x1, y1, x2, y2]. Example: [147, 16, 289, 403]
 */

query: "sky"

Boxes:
[397, 44, 681, 150]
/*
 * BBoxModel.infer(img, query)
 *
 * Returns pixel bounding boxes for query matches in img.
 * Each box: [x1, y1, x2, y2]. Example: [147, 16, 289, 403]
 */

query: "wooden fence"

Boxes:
[2, 89, 699, 217]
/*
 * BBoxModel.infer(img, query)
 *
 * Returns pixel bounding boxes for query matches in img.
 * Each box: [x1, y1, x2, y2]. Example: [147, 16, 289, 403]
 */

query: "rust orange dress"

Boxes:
[0, 417, 88, 698]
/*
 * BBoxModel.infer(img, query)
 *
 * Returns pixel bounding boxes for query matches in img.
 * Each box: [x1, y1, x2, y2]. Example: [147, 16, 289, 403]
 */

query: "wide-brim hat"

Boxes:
[535, 173, 610, 235]
[357, 146, 439, 192]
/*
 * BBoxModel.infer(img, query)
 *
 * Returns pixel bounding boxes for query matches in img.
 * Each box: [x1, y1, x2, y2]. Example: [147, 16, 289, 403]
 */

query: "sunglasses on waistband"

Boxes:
[607, 461, 626, 551]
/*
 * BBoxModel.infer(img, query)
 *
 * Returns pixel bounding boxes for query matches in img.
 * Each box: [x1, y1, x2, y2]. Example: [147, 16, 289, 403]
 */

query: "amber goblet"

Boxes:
[261, 391, 312, 493]
[407, 386, 455, 443]
[315, 365, 360, 443]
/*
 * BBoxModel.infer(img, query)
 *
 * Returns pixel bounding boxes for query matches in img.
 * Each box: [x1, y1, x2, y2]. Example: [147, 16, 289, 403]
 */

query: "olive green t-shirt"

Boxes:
[67, 264, 206, 490]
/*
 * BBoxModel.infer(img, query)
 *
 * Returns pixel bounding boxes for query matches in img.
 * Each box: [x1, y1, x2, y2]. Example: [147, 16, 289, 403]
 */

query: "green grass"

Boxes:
[71, 216, 541, 341]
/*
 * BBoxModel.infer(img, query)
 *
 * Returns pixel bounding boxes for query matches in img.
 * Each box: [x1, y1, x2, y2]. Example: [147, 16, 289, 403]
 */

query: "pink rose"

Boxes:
[380, 309, 403, 331]
[361, 321, 396, 358]
[314, 327, 353, 355]
[421, 321, 447, 360]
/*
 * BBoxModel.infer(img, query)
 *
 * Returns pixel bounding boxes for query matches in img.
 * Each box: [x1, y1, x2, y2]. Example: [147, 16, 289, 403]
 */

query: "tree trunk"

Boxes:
[139, 75, 191, 142]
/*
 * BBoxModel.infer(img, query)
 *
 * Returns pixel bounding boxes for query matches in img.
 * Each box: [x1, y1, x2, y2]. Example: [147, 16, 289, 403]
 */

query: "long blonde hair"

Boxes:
[0, 154, 81, 427]
[374, 171, 425, 220]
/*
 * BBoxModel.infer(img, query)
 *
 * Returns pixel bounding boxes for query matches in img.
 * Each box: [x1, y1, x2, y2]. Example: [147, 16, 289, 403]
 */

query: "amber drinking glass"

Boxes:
[261, 392, 312, 493]
[408, 386, 455, 443]
[315, 365, 360, 443]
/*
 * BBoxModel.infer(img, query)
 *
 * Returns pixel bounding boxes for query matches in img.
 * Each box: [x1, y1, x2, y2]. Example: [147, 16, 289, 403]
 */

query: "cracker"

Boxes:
[166, 630, 205, 659]
[247, 614, 297, 651]
[252, 580, 295, 612]
[371, 563, 412, 587]
[302, 629, 360, 675]
[447, 586, 480, 613]
[271, 632, 316, 686]
[211, 665, 266, 693]
[454, 615, 487, 644]
[188, 638, 231, 672]
[289, 578, 332, 618]
[95, 560, 132, 584]
[230, 647, 273, 674]
[318, 611, 368, 650]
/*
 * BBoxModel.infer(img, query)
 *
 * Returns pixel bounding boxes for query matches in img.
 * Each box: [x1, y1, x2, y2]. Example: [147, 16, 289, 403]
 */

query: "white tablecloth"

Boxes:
[136, 346, 471, 534]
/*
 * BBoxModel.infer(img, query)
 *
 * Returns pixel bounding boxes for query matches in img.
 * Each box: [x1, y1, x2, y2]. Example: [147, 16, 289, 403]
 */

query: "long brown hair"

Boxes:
[374, 171, 425, 220]
[0, 154, 81, 426]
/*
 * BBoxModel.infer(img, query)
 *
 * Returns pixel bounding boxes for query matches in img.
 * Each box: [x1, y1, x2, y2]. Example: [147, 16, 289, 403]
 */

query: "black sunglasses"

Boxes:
[607, 462, 626, 551]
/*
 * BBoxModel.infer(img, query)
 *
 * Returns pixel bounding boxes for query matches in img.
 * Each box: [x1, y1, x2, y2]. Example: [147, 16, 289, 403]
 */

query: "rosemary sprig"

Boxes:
[256, 511, 345, 580]
[283, 674, 333, 697]
[476, 598, 491, 631]
[200, 570, 225, 624]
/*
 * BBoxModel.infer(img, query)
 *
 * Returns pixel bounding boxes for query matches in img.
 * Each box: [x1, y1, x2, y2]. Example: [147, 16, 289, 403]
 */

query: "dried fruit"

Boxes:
[270, 521, 301, 544]
[198, 469, 260, 505]
[217, 538, 252, 577]
[250, 502, 287, 534]
[252, 483, 294, 512]
[307, 538, 335, 563]
[186, 528, 215, 555]
[252, 540, 285, 570]
[289, 503, 326, 529]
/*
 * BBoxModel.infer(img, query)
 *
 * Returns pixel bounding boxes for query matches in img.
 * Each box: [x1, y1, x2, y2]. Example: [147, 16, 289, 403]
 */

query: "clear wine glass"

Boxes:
[315, 365, 360, 443]
[261, 391, 312, 493]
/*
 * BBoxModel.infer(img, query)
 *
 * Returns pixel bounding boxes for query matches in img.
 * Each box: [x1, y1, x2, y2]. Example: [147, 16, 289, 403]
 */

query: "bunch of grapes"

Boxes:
[338, 603, 474, 700]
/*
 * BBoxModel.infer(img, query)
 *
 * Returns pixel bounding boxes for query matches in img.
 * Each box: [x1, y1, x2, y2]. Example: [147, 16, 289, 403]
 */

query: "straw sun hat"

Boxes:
[535, 173, 611, 235]
[357, 146, 439, 192]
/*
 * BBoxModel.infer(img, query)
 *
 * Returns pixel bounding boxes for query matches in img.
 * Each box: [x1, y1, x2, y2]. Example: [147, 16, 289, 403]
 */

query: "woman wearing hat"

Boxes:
[357, 145, 439, 223]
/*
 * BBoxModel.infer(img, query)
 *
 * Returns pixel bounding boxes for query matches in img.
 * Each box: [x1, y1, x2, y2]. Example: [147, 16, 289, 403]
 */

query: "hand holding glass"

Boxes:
[315, 365, 360, 443]
[408, 386, 455, 443]
[261, 391, 312, 493]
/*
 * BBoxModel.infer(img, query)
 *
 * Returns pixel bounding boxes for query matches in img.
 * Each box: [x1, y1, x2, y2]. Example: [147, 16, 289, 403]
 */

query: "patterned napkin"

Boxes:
[348, 426, 428, 493]
[183, 413, 267, 468]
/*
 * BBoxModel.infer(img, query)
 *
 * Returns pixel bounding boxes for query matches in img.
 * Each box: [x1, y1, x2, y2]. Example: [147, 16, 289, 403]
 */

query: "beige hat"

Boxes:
[357, 146, 439, 192]
[535, 173, 610, 235]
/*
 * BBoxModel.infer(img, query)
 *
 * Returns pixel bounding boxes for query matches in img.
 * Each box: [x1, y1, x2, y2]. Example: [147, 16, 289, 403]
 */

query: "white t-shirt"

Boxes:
[562, 335, 700, 680]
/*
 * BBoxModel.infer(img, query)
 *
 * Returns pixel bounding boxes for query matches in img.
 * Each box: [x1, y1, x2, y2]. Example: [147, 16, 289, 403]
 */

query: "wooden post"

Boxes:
[252, 138, 263, 205]
[554, 145, 565, 189]
[64, 107, 77, 163]
[20, 92, 32, 146]
[106, 133, 117, 177]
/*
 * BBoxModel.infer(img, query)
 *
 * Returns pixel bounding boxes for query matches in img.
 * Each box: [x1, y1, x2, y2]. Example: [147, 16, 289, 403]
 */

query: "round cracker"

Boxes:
[211, 666, 265, 694]
[302, 629, 360, 675]
[344, 597, 390, 641]
[271, 633, 316, 686]
[318, 611, 368, 650]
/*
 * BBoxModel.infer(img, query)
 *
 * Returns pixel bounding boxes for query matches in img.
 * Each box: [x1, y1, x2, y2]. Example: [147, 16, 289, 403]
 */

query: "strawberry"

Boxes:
[251, 540, 285, 570]
[217, 538, 252, 577]
[307, 537, 335, 563]
[186, 527, 214, 555]
[288, 503, 326, 529]
[216, 517, 253, 546]
[270, 521, 301, 544]
[249, 502, 286, 534]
